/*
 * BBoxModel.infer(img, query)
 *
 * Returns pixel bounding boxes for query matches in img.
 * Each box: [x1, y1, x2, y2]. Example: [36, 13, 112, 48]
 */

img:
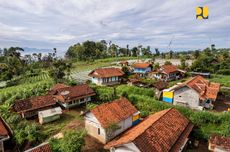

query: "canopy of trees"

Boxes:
[65, 40, 152, 61]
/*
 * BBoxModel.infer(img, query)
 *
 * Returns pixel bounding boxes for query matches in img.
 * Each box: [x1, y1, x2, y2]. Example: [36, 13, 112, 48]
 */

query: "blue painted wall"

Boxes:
[163, 97, 173, 103]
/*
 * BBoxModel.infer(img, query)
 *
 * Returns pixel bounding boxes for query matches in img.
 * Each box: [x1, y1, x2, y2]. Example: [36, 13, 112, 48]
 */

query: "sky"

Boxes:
[0, 0, 229, 55]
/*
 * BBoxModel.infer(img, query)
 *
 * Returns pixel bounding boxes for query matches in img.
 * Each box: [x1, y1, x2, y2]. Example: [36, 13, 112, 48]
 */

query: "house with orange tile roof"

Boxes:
[132, 62, 152, 77]
[208, 135, 230, 152]
[53, 84, 95, 109]
[104, 108, 194, 152]
[163, 76, 220, 110]
[84, 98, 140, 144]
[25, 142, 52, 152]
[88, 68, 125, 86]
[13, 95, 58, 118]
[150, 64, 186, 81]
[0, 117, 11, 152]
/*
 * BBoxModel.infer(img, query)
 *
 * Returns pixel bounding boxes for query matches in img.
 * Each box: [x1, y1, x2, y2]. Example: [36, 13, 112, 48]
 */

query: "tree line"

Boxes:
[65, 40, 152, 61]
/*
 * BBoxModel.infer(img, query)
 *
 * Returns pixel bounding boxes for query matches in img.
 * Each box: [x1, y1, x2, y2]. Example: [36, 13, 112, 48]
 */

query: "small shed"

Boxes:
[38, 107, 62, 124]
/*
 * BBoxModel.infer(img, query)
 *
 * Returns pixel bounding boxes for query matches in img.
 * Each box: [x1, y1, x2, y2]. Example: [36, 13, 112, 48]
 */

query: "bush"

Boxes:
[50, 130, 86, 152]
[217, 69, 230, 75]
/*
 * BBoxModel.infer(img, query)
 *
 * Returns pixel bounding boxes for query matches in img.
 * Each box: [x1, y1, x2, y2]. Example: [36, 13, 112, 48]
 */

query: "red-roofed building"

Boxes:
[0, 117, 11, 152]
[88, 68, 124, 86]
[53, 84, 95, 109]
[104, 108, 193, 152]
[13, 95, 57, 118]
[165, 76, 220, 110]
[84, 98, 140, 143]
[132, 63, 152, 77]
[150, 64, 186, 81]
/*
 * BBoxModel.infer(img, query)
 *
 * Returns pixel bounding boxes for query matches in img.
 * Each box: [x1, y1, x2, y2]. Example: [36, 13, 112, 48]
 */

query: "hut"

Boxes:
[38, 107, 62, 124]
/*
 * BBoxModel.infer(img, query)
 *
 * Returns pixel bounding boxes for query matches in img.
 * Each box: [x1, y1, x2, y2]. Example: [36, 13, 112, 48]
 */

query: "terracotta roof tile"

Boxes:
[51, 83, 69, 91]
[13, 95, 56, 113]
[132, 63, 152, 69]
[0, 117, 9, 137]
[88, 68, 124, 78]
[91, 98, 138, 128]
[185, 76, 220, 101]
[209, 135, 230, 151]
[53, 84, 95, 103]
[105, 108, 193, 152]
[160, 65, 179, 74]
[26, 143, 52, 152]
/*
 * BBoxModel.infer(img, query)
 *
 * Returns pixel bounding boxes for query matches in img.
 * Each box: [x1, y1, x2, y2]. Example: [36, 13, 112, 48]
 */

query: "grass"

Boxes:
[71, 56, 149, 72]
[40, 110, 83, 138]
[209, 74, 230, 87]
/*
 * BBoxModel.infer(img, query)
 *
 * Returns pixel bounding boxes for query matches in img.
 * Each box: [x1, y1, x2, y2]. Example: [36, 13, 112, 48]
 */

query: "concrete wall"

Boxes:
[173, 86, 200, 109]
[85, 112, 107, 143]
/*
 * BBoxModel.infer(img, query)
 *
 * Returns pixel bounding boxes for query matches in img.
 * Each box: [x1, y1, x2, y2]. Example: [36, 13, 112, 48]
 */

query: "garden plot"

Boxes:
[71, 70, 92, 82]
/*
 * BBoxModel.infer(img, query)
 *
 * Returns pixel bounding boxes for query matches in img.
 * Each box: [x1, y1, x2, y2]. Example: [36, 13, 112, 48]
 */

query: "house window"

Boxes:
[98, 128, 100, 135]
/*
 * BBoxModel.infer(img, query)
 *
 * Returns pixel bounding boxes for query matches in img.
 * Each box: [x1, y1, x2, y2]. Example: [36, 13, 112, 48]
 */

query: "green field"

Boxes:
[71, 56, 148, 72]
[209, 74, 230, 87]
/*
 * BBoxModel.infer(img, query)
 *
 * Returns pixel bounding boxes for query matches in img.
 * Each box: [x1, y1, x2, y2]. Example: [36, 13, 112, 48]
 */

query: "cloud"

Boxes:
[0, 0, 229, 55]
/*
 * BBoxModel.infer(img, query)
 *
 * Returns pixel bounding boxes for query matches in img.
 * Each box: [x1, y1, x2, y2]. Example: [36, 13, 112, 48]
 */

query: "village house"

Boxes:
[162, 76, 220, 110]
[88, 68, 124, 86]
[0, 117, 11, 152]
[104, 108, 194, 152]
[209, 135, 230, 152]
[150, 64, 186, 81]
[25, 142, 52, 152]
[84, 98, 140, 144]
[132, 63, 152, 77]
[13, 95, 57, 118]
[53, 84, 95, 109]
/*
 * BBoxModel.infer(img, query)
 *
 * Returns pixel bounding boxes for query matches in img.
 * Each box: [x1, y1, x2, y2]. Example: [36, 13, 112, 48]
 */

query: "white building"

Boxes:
[84, 98, 140, 144]
[88, 68, 124, 86]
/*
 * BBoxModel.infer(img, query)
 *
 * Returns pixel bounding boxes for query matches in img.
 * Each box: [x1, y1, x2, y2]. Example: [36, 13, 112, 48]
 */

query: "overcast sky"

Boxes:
[0, 0, 229, 55]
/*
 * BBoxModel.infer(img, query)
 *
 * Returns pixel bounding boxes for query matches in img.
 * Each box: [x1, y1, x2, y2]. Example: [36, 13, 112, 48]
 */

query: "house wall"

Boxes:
[39, 114, 60, 125]
[133, 67, 151, 74]
[173, 86, 200, 109]
[85, 112, 107, 143]
[91, 76, 121, 86]
[111, 142, 141, 152]
[60, 96, 91, 109]
[85, 112, 136, 144]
